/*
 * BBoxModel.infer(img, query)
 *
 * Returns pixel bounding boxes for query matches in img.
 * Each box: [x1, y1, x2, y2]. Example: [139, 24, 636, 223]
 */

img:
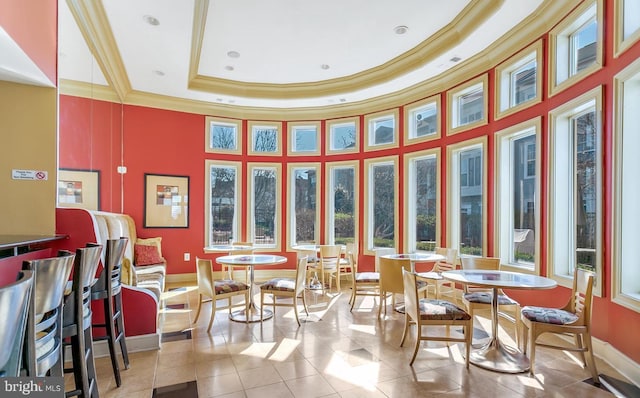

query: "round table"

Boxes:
[442, 269, 557, 373]
[216, 254, 287, 322]
[205, 245, 254, 278]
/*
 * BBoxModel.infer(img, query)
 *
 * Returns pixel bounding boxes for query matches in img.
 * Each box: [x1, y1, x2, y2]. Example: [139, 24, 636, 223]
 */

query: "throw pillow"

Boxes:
[136, 237, 163, 258]
[134, 243, 164, 266]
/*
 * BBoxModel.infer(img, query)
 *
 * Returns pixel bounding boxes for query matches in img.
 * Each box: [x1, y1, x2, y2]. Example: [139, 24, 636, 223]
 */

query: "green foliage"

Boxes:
[416, 241, 436, 251]
[334, 213, 355, 238]
[373, 238, 395, 248]
[460, 245, 482, 256]
[514, 251, 535, 262]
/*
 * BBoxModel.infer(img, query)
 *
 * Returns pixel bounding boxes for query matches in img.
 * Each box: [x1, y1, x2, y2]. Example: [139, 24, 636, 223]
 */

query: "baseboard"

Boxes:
[593, 337, 640, 388]
[64, 333, 160, 361]
[166, 272, 196, 285]
[166, 270, 297, 286]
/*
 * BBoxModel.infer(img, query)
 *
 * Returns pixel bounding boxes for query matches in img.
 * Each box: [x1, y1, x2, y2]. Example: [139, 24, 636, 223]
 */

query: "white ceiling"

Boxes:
[49, 1, 549, 108]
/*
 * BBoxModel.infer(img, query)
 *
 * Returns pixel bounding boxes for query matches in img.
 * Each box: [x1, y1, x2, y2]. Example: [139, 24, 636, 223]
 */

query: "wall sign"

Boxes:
[12, 169, 48, 180]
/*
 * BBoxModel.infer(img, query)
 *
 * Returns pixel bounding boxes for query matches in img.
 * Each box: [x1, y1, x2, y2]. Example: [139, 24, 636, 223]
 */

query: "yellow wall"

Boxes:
[0, 81, 57, 235]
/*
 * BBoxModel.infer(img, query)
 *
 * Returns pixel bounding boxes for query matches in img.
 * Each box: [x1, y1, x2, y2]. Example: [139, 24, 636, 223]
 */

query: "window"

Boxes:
[548, 87, 602, 293]
[205, 117, 241, 154]
[496, 42, 542, 119]
[205, 160, 241, 246]
[364, 157, 398, 254]
[247, 163, 282, 250]
[326, 161, 358, 245]
[405, 96, 440, 144]
[495, 119, 540, 272]
[448, 138, 486, 256]
[288, 122, 320, 155]
[613, 59, 640, 311]
[248, 122, 281, 156]
[447, 75, 488, 134]
[404, 150, 440, 253]
[614, 0, 640, 56]
[364, 110, 399, 151]
[327, 117, 358, 154]
[287, 164, 319, 249]
[549, 0, 602, 96]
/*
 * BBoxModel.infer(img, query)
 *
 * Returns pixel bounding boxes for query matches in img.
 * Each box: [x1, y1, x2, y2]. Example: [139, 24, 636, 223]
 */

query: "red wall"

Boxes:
[57, 0, 640, 364]
[0, 0, 57, 84]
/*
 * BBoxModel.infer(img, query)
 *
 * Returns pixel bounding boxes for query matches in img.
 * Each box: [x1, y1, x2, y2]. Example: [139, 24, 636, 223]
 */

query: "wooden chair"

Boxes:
[307, 245, 341, 294]
[349, 250, 380, 311]
[378, 257, 428, 317]
[334, 242, 356, 291]
[260, 257, 309, 326]
[427, 247, 458, 300]
[460, 257, 521, 345]
[193, 258, 250, 332]
[226, 241, 254, 282]
[400, 269, 472, 366]
[521, 268, 599, 383]
[0, 270, 33, 377]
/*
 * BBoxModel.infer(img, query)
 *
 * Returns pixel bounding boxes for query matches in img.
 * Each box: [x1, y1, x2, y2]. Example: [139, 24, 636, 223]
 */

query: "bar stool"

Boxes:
[0, 270, 33, 377]
[22, 251, 75, 377]
[63, 243, 102, 398]
[91, 238, 129, 387]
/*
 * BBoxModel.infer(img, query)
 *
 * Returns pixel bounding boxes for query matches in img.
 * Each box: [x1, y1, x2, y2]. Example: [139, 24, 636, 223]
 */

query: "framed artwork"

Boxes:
[144, 173, 189, 228]
[57, 169, 100, 210]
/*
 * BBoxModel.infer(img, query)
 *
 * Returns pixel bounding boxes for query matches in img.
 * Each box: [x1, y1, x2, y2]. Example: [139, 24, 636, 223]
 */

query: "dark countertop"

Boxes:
[0, 234, 66, 250]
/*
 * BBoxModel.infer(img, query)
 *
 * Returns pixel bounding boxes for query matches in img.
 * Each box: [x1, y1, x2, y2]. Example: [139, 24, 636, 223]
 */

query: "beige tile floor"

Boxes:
[91, 284, 629, 398]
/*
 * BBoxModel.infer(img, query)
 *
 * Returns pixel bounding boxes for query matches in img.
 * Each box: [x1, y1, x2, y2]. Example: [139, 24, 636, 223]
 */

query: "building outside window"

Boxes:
[511, 60, 537, 107]
[570, 19, 597, 76]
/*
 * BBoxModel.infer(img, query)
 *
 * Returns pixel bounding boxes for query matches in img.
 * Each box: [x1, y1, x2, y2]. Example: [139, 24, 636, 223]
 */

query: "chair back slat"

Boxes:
[295, 256, 308, 295]
[319, 245, 341, 268]
[374, 247, 396, 273]
[196, 258, 215, 297]
[0, 270, 33, 377]
[572, 268, 595, 325]
[402, 269, 420, 324]
[434, 247, 457, 272]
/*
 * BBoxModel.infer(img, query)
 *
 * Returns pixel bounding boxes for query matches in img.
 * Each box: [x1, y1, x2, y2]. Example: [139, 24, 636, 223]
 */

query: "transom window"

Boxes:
[448, 76, 488, 134]
[205, 117, 241, 154]
[289, 122, 320, 155]
[327, 118, 358, 154]
[248, 122, 281, 156]
[364, 110, 399, 151]
[496, 43, 542, 119]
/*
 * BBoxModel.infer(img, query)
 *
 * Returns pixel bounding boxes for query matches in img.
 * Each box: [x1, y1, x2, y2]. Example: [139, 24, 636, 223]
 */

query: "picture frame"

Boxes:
[57, 169, 100, 210]
[144, 173, 189, 228]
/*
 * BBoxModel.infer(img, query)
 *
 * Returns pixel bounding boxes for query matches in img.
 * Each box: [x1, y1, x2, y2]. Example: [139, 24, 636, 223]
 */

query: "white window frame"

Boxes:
[288, 122, 320, 156]
[205, 116, 242, 155]
[286, 163, 320, 250]
[204, 160, 241, 249]
[247, 163, 282, 251]
[404, 149, 440, 253]
[494, 118, 541, 274]
[548, 0, 603, 97]
[363, 156, 398, 255]
[404, 95, 440, 145]
[548, 86, 603, 295]
[364, 109, 399, 152]
[614, 0, 640, 57]
[447, 137, 487, 257]
[612, 58, 640, 312]
[495, 41, 543, 120]
[326, 117, 359, 154]
[325, 161, 359, 246]
[447, 75, 488, 135]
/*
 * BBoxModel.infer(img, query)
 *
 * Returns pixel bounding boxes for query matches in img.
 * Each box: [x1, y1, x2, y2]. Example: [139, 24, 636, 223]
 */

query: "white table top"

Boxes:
[291, 244, 346, 252]
[441, 270, 557, 290]
[215, 254, 287, 266]
[382, 253, 445, 262]
[204, 244, 253, 253]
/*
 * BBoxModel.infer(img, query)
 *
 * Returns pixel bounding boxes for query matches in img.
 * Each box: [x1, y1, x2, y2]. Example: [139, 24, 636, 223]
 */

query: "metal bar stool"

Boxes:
[22, 251, 75, 377]
[63, 243, 102, 398]
[90, 238, 129, 387]
[0, 270, 33, 377]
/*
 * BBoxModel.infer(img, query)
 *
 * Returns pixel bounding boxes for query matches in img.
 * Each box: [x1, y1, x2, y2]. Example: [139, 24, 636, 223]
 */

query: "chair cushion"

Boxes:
[521, 306, 579, 325]
[355, 272, 379, 283]
[463, 292, 518, 305]
[418, 299, 471, 320]
[134, 244, 164, 266]
[261, 278, 295, 292]
[214, 280, 249, 294]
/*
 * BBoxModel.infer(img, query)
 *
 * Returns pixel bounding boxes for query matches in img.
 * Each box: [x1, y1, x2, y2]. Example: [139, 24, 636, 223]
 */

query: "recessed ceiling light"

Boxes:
[228, 99, 235, 104]
[143, 15, 160, 26]
[394, 25, 409, 35]
[321, 64, 330, 70]
[216, 98, 223, 102]
[339, 98, 347, 103]
[450, 56, 462, 62]
[153, 70, 165, 76]
[227, 51, 240, 58]
[225, 65, 234, 71]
